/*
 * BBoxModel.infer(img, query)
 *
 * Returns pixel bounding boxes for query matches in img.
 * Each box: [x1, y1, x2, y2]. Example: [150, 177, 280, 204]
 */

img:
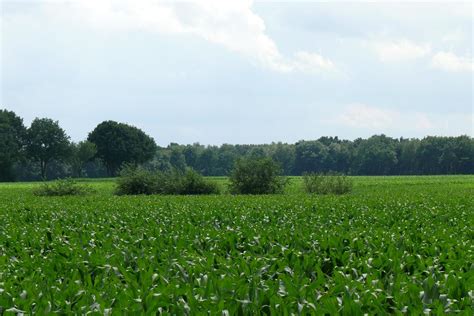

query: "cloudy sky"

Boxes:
[1, 0, 472, 145]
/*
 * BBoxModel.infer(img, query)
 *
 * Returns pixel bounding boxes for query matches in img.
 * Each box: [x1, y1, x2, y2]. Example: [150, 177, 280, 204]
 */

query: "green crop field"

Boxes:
[1, 176, 473, 314]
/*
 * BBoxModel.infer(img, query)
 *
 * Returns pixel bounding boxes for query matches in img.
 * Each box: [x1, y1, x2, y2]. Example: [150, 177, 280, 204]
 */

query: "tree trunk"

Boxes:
[106, 164, 112, 177]
[41, 160, 47, 180]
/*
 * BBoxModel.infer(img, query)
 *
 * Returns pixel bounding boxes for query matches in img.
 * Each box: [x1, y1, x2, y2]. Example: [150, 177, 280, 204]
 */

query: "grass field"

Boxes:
[1, 176, 473, 314]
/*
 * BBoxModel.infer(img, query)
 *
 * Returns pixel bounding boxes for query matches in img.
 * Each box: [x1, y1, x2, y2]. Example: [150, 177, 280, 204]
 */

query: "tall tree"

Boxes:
[183, 143, 202, 170]
[26, 118, 71, 179]
[352, 135, 398, 175]
[88, 121, 157, 176]
[328, 142, 351, 174]
[218, 144, 238, 175]
[417, 137, 446, 174]
[396, 138, 419, 175]
[168, 144, 187, 171]
[70, 141, 97, 177]
[451, 136, 474, 174]
[0, 109, 27, 181]
[197, 147, 219, 176]
[270, 142, 295, 175]
[294, 140, 330, 174]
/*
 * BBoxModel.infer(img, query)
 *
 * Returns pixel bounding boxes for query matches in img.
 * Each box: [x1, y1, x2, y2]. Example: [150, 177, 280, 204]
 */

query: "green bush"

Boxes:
[229, 157, 288, 194]
[115, 165, 159, 195]
[302, 172, 353, 195]
[167, 169, 220, 195]
[33, 178, 95, 196]
[115, 166, 219, 195]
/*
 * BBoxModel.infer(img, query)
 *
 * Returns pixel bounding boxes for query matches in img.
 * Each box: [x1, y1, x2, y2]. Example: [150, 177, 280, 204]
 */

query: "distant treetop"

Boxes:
[88, 120, 157, 176]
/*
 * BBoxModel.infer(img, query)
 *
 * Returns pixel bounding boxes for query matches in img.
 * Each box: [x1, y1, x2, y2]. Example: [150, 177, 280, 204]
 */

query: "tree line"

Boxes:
[1, 109, 473, 181]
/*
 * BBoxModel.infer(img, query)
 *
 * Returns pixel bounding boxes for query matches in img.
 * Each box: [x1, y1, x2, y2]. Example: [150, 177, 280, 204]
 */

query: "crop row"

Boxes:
[0, 179, 473, 314]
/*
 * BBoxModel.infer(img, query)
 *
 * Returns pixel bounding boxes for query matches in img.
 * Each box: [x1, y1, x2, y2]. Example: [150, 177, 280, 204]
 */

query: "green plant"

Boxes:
[88, 121, 157, 176]
[2, 175, 473, 314]
[167, 169, 220, 195]
[229, 157, 288, 194]
[302, 172, 353, 194]
[26, 118, 71, 180]
[33, 178, 94, 196]
[115, 165, 159, 195]
[115, 166, 219, 195]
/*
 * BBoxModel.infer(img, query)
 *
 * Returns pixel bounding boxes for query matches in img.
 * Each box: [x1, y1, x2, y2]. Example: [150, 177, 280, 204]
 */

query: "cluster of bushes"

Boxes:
[116, 158, 289, 196]
[115, 165, 219, 195]
[33, 178, 95, 196]
[115, 159, 354, 196]
[302, 172, 353, 195]
[31, 159, 354, 196]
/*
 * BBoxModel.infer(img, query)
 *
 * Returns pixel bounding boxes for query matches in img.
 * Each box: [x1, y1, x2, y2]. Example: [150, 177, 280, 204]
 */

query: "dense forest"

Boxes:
[1, 109, 473, 181]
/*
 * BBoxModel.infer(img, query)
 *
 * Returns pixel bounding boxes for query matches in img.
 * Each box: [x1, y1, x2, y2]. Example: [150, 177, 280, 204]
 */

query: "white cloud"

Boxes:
[60, 0, 336, 74]
[292, 51, 337, 74]
[371, 39, 431, 62]
[441, 29, 466, 43]
[431, 51, 474, 73]
[338, 104, 398, 129]
[414, 113, 434, 130]
[336, 103, 471, 136]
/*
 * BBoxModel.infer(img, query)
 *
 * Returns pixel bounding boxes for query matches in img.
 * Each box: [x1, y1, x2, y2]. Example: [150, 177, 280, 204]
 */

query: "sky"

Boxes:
[1, 0, 473, 146]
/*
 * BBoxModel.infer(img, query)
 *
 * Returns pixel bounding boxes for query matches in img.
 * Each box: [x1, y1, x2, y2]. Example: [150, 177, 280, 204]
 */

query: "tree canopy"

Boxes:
[0, 109, 27, 181]
[88, 121, 157, 176]
[1, 109, 473, 182]
[70, 141, 97, 177]
[26, 118, 71, 179]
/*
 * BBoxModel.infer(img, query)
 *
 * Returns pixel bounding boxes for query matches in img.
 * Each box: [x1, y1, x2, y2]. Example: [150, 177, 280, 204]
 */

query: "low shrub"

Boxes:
[115, 165, 158, 195]
[115, 166, 219, 195]
[167, 169, 220, 195]
[33, 178, 95, 196]
[229, 157, 288, 194]
[302, 172, 353, 195]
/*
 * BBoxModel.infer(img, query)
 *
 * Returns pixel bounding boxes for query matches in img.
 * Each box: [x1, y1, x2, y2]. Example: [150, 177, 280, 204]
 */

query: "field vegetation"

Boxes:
[115, 166, 219, 196]
[33, 178, 95, 197]
[1, 175, 473, 314]
[302, 173, 353, 195]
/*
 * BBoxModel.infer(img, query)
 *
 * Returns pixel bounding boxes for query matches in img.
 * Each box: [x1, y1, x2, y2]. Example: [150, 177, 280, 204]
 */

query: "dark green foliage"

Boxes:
[168, 144, 187, 171]
[88, 121, 157, 176]
[229, 157, 288, 194]
[12, 133, 474, 180]
[69, 141, 97, 177]
[168, 169, 220, 195]
[26, 118, 71, 180]
[115, 165, 159, 195]
[302, 172, 353, 195]
[161, 135, 474, 176]
[33, 178, 94, 196]
[116, 166, 219, 195]
[3, 107, 474, 181]
[0, 109, 27, 181]
[271, 142, 296, 175]
[295, 140, 331, 174]
[352, 135, 398, 175]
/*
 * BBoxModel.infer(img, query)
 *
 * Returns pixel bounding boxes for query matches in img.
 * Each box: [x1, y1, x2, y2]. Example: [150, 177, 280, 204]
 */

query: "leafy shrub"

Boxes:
[229, 157, 288, 194]
[33, 178, 95, 196]
[302, 172, 353, 195]
[115, 166, 219, 195]
[115, 165, 158, 195]
[167, 169, 220, 195]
